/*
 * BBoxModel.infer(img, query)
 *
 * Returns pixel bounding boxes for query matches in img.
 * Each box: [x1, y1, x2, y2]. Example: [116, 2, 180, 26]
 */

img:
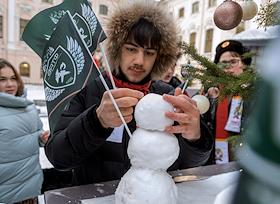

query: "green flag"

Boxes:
[22, 0, 106, 57]
[42, 11, 98, 133]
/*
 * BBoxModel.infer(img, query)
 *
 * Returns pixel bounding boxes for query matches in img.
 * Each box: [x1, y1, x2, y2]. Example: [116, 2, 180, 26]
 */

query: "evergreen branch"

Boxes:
[180, 42, 258, 100]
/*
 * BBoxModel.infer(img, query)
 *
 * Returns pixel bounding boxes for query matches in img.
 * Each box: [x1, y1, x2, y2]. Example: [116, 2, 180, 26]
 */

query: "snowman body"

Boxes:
[115, 93, 179, 204]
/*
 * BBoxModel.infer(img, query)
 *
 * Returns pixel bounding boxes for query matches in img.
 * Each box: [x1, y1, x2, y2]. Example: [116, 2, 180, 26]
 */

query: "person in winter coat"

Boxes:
[0, 59, 49, 204]
[204, 40, 253, 164]
[159, 53, 183, 88]
[45, 1, 213, 186]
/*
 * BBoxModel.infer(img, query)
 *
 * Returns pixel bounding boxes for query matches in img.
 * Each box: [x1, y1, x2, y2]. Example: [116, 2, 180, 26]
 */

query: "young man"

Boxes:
[45, 1, 213, 186]
[205, 40, 252, 164]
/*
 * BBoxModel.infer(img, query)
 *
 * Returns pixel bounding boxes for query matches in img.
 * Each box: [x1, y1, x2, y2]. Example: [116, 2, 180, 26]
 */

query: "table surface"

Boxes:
[44, 162, 240, 204]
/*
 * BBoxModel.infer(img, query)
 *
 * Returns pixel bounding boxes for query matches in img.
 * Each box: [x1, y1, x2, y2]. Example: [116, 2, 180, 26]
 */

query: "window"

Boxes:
[192, 2, 199, 14]
[189, 32, 196, 47]
[178, 7, 184, 18]
[20, 18, 29, 41]
[0, 16, 3, 38]
[99, 5, 108, 15]
[204, 29, 213, 53]
[19, 62, 30, 77]
[41, 0, 53, 3]
[208, 0, 217, 8]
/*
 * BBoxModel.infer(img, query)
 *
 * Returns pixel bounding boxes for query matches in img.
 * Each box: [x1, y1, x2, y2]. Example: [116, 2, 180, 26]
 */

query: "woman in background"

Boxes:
[0, 58, 49, 204]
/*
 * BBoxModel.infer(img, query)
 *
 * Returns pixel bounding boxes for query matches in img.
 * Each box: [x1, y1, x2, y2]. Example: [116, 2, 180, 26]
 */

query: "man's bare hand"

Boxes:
[40, 130, 50, 144]
[163, 87, 201, 141]
[96, 88, 144, 128]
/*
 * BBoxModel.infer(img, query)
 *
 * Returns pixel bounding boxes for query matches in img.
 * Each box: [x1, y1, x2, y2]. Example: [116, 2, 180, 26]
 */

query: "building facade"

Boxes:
[156, 0, 273, 86]
[0, 0, 271, 84]
[160, 0, 266, 62]
[0, 0, 122, 84]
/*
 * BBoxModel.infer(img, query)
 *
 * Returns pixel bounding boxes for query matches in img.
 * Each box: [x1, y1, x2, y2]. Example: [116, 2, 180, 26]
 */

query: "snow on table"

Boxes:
[81, 171, 240, 204]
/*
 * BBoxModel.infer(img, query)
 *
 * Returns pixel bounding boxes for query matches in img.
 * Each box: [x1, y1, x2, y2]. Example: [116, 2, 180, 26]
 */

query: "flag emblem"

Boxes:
[44, 45, 76, 89]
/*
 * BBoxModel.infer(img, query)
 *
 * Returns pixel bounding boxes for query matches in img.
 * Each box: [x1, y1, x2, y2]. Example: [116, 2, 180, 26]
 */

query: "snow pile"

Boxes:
[115, 93, 179, 204]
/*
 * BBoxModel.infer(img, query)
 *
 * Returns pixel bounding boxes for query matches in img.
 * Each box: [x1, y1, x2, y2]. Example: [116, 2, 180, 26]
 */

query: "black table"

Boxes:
[44, 162, 240, 204]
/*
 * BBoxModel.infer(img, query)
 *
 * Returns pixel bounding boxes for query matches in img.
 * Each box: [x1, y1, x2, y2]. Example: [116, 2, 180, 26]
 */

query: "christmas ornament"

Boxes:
[241, 0, 258, 21]
[255, 0, 280, 28]
[180, 60, 192, 78]
[214, 0, 243, 30]
[192, 95, 210, 114]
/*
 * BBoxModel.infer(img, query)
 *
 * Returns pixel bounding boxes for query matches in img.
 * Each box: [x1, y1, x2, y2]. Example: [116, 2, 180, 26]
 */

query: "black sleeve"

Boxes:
[169, 118, 214, 171]
[45, 83, 113, 170]
[180, 119, 213, 167]
[150, 80, 174, 95]
[202, 97, 218, 136]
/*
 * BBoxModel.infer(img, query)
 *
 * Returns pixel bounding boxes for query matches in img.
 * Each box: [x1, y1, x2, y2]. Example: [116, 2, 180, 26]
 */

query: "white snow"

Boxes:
[84, 171, 240, 204]
[134, 93, 174, 131]
[127, 128, 179, 170]
[115, 93, 179, 204]
[115, 168, 177, 204]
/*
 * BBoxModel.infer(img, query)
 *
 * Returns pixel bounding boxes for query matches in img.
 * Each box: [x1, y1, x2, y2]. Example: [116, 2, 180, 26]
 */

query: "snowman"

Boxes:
[115, 93, 179, 204]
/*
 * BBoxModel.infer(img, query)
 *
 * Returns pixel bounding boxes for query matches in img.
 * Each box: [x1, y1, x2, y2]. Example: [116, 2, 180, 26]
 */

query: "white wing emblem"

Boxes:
[81, 4, 97, 36]
[66, 36, 85, 75]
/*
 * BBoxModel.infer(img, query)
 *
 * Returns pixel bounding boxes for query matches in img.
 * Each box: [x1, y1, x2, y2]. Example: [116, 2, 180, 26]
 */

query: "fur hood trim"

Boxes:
[106, 0, 180, 79]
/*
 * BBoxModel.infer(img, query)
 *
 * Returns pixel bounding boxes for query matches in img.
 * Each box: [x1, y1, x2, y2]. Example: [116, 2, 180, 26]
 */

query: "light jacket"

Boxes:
[0, 92, 44, 203]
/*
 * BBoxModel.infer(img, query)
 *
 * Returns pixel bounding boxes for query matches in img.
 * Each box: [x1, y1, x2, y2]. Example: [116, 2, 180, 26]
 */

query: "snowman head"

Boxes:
[134, 93, 174, 131]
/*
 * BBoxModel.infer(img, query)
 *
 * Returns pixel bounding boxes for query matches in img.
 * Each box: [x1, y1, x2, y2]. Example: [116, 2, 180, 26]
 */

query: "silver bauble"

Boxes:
[241, 0, 258, 21]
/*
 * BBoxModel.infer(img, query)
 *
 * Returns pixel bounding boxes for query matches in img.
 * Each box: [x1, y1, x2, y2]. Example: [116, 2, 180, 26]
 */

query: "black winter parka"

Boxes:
[45, 74, 213, 185]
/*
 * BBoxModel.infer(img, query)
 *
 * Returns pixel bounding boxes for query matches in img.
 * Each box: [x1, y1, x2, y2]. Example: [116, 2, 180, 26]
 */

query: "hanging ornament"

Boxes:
[192, 95, 210, 114]
[181, 60, 192, 79]
[241, 0, 258, 20]
[214, 0, 243, 30]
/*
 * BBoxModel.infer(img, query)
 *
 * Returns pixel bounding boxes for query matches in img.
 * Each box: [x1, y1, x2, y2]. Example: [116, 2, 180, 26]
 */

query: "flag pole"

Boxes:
[95, 31, 132, 137]
[181, 79, 189, 93]
[92, 60, 133, 138]
[99, 42, 116, 89]
[96, 30, 116, 90]
[68, 14, 132, 137]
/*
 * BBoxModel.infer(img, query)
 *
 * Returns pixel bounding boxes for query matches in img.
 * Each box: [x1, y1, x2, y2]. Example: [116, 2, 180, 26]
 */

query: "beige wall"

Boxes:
[0, 0, 123, 85]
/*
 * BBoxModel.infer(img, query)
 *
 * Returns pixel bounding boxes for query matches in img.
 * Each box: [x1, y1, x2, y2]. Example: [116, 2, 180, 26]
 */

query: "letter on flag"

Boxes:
[41, 11, 99, 132]
[22, 0, 106, 57]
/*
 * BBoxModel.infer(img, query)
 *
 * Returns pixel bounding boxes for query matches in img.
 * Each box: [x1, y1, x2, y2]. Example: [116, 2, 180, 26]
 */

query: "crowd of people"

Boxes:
[0, 0, 260, 203]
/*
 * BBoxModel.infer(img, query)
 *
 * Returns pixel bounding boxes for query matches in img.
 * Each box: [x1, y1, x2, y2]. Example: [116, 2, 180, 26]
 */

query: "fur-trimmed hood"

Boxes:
[106, 0, 180, 79]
